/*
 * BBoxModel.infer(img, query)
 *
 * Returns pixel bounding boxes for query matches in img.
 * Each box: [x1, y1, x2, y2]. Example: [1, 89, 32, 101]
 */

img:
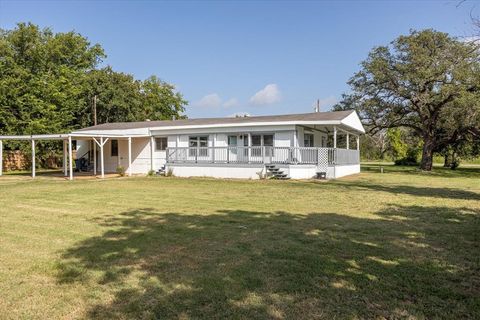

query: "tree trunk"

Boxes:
[420, 136, 434, 171]
[443, 153, 451, 167]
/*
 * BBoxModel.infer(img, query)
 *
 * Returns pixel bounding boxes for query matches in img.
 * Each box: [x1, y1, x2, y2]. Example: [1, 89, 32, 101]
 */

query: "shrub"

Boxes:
[116, 166, 126, 176]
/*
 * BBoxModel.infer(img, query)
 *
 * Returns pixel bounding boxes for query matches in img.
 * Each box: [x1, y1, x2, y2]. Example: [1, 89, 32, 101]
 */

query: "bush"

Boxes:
[116, 166, 126, 176]
[147, 170, 155, 176]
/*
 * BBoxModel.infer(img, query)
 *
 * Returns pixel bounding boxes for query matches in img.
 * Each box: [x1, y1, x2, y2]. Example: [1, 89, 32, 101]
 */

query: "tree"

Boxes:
[0, 23, 188, 168]
[335, 29, 480, 170]
[77, 68, 187, 128]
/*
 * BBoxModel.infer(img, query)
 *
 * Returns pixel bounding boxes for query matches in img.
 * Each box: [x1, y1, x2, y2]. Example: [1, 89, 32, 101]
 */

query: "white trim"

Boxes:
[0, 134, 69, 140]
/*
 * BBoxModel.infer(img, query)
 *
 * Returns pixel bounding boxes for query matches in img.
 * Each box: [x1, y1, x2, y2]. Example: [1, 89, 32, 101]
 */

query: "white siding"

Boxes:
[274, 131, 293, 147]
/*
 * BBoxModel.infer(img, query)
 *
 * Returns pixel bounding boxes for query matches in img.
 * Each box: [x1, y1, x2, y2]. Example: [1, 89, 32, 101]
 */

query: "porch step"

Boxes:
[265, 164, 290, 180]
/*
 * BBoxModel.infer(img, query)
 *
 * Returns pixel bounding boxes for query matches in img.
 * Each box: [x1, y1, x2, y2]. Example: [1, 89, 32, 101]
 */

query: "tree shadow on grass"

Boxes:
[330, 180, 480, 201]
[361, 163, 480, 179]
[57, 206, 480, 319]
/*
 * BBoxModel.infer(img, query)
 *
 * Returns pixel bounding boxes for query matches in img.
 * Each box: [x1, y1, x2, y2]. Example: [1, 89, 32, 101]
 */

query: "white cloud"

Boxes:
[249, 84, 282, 105]
[314, 96, 338, 111]
[223, 98, 239, 108]
[194, 93, 222, 108]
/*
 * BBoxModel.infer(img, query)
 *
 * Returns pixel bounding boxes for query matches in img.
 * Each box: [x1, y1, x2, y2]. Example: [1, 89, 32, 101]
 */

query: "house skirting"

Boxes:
[166, 163, 360, 179]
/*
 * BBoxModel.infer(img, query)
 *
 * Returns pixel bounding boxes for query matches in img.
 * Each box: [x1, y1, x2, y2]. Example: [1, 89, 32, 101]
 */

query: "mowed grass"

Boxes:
[0, 165, 479, 319]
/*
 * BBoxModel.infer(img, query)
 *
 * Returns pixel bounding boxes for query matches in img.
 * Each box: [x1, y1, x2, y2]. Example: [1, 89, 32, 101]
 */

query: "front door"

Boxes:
[155, 137, 168, 167]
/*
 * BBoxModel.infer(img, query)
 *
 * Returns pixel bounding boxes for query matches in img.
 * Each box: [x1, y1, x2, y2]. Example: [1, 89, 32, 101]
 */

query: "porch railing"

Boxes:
[166, 147, 359, 166]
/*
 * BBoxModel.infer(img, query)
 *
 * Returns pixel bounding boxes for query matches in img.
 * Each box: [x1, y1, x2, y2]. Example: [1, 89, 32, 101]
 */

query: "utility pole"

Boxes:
[93, 95, 97, 125]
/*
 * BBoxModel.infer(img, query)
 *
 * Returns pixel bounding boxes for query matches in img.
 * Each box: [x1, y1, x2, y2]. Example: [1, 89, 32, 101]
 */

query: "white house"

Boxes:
[0, 110, 365, 180]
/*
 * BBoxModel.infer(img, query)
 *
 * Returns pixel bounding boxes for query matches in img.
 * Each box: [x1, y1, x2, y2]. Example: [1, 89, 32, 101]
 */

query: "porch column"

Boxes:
[93, 139, 97, 176]
[150, 136, 154, 171]
[346, 132, 350, 149]
[333, 126, 337, 149]
[63, 140, 67, 176]
[0, 140, 3, 176]
[68, 136, 73, 180]
[128, 137, 132, 176]
[100, 137, 105, 178]
[356, 135, 360, 150]
[247, 133, 251, 163]
[31, 139, 35, 178]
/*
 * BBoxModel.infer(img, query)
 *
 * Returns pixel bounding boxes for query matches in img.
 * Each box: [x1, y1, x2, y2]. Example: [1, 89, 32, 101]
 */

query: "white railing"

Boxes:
[329, 148, 360, 165]
[166, 147, 359, 166]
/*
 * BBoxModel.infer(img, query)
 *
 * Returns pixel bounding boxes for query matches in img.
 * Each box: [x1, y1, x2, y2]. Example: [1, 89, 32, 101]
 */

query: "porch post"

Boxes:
[31, 139, 35, 178]
[0, 140, 3, 176]
[93, 139, 97, 176]
[333, 126, 337, 149]
[68, 136, 73, 180]
[63, 140, 67, 176]
[346, 132, 350, 149]
[128, 137, 132, 176]
[247, 133, 251, 163]
[356, 135, 360, 150]
[100, 137, 105, 178]
[150, 136, 154, 171]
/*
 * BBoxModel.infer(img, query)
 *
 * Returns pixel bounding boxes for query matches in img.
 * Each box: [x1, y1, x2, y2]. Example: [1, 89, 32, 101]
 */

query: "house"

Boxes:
[0, 110, 365, 180]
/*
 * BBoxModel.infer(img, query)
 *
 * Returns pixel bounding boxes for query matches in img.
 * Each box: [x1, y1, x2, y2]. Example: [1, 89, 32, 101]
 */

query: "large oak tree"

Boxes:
[335, 29, 480, 170]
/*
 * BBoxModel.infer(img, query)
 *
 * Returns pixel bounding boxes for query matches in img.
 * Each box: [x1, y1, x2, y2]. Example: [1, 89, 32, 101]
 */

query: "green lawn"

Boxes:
[0, 165, 479, 319]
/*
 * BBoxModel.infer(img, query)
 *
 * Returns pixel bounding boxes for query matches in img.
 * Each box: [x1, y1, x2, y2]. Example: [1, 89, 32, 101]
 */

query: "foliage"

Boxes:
[0, 23, 187, 167]
[335, 29, 480, 171]
[386, 128, 408, 159]
[116, 166, 126, 177]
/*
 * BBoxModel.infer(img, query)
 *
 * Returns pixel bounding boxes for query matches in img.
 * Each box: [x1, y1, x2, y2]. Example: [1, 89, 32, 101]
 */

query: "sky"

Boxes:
[0, 0, 478, 118]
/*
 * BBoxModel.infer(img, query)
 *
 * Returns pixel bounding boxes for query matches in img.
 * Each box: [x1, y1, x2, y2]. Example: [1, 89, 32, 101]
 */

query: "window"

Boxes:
[189, 136, 208, 157]
[111, 140, 118, 157]
[155, 137, 168, 151]
[251, 134, 274, 156]
[251, 135, 262, 146]
[304, 133, 314, 147]
[228, 135, 237, 146]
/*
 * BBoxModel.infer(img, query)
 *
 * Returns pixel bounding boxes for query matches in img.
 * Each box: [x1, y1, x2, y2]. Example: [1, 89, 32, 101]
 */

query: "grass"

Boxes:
[0, 164, 479, 319]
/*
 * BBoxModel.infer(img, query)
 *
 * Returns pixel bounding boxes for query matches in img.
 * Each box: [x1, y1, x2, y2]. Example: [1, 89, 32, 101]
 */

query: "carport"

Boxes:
[0, 134, 73, 180]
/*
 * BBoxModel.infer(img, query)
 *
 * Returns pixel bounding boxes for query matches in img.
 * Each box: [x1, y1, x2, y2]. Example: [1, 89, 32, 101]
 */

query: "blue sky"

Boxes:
[0, 0, 478, 118]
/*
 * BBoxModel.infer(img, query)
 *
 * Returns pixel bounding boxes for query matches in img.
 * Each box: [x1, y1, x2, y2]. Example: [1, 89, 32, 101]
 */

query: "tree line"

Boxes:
[335, 29, 480, 170]
[0, 23, 187, 166]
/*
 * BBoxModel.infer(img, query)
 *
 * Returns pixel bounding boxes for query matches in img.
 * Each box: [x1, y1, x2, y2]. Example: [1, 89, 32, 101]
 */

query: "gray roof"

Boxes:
[77, 110, 355, 132]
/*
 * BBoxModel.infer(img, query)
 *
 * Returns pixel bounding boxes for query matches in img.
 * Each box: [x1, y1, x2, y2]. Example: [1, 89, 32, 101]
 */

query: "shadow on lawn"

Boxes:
[57, 206, 480, 319]
[330, 180, 480, 201]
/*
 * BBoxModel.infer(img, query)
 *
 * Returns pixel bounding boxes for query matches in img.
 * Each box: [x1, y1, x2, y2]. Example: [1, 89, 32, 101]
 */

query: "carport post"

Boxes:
[63, 140, 67, 176]
[128, 137, 132, 176]
[68, 136, 73, 180]
[31, 139, 36, 178]
[0, 140, 3, 176]
[150, 136, 154, 172]
[93, 139, 97, 176]
[100, 137, 105, 178]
